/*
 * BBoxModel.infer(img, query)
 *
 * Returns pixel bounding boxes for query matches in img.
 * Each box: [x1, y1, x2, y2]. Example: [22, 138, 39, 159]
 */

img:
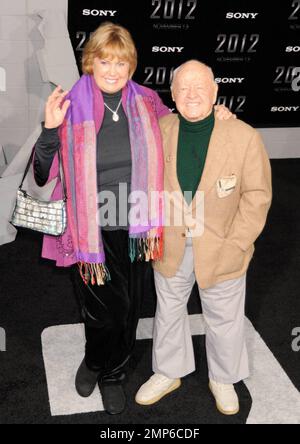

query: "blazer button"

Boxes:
[166, 155, 172, 162]
[181, 232, 186, 237]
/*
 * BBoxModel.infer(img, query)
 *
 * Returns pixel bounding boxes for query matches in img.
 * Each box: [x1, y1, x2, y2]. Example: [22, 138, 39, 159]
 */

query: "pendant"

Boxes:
[112, 113, 119, 122]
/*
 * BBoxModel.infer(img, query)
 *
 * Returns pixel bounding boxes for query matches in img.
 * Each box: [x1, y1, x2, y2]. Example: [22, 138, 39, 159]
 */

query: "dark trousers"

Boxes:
[73, 230, 148, 380]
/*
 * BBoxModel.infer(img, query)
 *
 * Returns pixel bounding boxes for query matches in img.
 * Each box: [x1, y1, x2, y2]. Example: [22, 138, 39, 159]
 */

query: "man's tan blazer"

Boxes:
[153, 113, 272, 289]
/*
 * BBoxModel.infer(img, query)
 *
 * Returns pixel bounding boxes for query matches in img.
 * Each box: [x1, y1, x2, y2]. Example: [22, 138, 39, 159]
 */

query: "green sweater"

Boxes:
[177, 112, 215, 204]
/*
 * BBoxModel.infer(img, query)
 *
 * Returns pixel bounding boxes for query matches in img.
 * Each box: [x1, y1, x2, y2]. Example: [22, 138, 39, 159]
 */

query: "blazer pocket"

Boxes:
[216, 174, 237, 198]
[215, 238, 245, 276]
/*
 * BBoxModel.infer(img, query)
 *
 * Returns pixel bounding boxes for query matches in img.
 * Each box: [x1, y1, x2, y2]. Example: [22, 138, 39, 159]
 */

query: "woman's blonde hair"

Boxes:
[82, 22, 137, 78]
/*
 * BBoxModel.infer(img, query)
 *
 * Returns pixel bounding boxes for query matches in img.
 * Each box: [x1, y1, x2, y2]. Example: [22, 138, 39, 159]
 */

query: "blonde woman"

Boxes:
[33, 22, 232, 415]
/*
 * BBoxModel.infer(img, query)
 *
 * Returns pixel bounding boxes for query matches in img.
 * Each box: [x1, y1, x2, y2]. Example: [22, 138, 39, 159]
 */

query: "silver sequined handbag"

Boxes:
[10, 148, 67, 236]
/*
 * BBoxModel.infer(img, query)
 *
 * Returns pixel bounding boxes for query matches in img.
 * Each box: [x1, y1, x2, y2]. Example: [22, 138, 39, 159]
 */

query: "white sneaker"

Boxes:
[209, 380, 239, 415]
[135, 373, 181, 405]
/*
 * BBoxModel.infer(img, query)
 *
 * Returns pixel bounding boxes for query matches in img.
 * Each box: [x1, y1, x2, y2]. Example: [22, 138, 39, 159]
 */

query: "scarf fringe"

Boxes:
[78, 262, 111, 286]
[129, 236, 163, 262]
[77, 236, 163, 286]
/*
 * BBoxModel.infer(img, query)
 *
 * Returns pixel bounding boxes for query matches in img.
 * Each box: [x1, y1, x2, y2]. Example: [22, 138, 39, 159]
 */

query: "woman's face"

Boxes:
[92, 56, 130, 93]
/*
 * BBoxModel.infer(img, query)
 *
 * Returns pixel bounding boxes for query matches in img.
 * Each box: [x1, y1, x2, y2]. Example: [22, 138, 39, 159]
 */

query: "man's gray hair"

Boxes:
[171, 60, 215, 89]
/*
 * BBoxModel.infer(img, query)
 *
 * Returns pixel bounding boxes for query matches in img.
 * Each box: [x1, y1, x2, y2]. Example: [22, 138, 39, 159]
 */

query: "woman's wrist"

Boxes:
[42, 122, 59, 132]
[44, 123, 59, 130]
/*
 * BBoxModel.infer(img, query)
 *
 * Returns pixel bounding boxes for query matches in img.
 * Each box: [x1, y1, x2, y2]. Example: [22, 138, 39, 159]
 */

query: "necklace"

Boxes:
[104, 98, 122, 122]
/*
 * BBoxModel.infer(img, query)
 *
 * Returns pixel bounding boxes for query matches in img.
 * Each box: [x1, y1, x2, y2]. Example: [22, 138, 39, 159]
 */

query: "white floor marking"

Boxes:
[42, 315, 300, 423]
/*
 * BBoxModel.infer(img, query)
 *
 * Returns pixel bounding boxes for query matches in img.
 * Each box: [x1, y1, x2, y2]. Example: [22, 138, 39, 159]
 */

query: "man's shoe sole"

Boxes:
[209, 382, 239, 416]
[135, 379, 181, 405]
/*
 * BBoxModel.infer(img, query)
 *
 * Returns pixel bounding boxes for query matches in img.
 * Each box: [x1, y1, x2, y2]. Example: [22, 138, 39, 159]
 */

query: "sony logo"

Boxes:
[215, 78, 245, 84]
[152, 46, 184, 53]
[286, 46, 300, 52]
[82, 9, 117, 17]
[226, 12, 259, 19]
[271, 106, 299, 112]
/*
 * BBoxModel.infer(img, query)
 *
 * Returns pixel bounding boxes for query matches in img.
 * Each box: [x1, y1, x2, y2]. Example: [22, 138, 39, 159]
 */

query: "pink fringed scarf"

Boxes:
[59, 75, 164, 285]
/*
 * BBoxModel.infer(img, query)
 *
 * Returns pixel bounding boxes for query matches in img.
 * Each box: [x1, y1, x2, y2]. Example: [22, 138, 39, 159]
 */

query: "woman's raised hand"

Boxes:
[44, 85, 71, 129]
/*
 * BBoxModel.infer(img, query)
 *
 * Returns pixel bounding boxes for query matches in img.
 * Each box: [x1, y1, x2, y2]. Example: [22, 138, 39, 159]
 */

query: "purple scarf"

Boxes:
[57, 75, 164, 285]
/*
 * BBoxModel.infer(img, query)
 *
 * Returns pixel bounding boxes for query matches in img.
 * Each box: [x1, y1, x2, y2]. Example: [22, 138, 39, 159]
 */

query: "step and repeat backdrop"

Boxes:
[67, 0, 300, 128]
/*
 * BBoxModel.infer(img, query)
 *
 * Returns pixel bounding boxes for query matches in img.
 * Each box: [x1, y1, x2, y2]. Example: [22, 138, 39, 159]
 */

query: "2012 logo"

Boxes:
[216, 96, 247, 113]
[150, 0, 198, 20]
[144, 66, 175, 86]
[215, 34, 260, 53]
[274, 66, 298, 84]
[75, 32, 93, 51]
[289, 0, 300, 20]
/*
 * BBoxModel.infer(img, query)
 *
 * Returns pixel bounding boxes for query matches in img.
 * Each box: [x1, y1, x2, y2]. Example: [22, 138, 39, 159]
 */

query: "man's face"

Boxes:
[172, 62, 218, 121]
[92, 56, 130, 94]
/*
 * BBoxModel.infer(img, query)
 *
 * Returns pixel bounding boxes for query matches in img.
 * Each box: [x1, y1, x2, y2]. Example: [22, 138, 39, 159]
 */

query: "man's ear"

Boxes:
[171, 88, 175, 102]
[212, 83, 219, 104]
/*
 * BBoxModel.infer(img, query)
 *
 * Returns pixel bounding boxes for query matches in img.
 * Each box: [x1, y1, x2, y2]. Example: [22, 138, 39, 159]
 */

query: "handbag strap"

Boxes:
[19, 145, 67, 201]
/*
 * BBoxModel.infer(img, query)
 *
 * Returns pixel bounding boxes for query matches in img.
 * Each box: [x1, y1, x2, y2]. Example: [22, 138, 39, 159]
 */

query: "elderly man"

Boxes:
[135, 60, 272, 415]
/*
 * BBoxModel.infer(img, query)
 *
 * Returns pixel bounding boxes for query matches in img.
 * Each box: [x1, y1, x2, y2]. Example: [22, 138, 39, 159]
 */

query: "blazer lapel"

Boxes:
[192, 118, 230, 211]
[164, 116, 182, 194]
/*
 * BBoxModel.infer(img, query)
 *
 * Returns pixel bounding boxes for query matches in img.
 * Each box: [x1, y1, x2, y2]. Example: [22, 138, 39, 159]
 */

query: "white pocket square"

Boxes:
[216, 174, 237, 198]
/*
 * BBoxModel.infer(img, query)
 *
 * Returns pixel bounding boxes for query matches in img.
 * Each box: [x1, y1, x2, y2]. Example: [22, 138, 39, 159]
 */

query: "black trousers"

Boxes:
[72, 230, 148, 380]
